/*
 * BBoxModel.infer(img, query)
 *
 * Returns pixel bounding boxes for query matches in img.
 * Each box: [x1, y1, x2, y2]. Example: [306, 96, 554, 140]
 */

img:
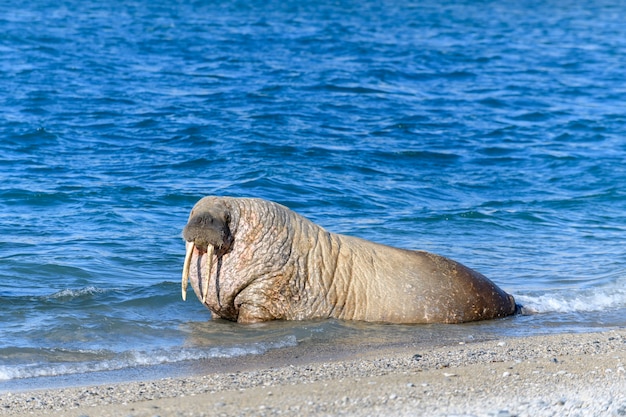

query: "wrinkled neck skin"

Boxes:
[185, 197, 344, 323]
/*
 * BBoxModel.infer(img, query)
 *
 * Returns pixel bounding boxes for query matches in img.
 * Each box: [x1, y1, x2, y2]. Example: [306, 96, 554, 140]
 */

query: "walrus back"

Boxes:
[329, 235, 516, 324]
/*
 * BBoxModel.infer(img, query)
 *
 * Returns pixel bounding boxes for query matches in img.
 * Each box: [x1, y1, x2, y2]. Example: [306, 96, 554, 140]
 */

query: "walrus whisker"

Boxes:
[202, 244, 214, 304]
[182, 241, 194, 301]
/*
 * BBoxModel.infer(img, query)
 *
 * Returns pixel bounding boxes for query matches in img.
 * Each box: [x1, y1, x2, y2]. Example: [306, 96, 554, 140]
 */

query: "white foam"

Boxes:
[0, 335, 297, 381]
[516, 284, 626, 314]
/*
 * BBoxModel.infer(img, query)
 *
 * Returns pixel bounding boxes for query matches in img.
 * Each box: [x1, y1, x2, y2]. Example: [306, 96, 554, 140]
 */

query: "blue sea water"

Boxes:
[1, 0, 625, 388]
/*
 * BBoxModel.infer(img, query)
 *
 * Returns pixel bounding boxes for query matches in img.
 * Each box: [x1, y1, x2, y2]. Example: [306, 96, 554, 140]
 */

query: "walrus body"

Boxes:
[182, 196, 516, 324]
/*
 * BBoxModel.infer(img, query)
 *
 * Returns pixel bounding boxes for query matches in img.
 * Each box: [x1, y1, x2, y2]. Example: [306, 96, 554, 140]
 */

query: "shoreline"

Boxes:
[1, 329, 624, 416]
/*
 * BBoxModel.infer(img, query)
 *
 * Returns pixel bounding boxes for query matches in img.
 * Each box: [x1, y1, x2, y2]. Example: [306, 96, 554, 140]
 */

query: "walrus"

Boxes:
[181, 196, 516, 324]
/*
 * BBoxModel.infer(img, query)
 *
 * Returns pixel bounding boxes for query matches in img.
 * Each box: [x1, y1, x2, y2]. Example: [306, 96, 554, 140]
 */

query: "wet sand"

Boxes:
[1, 329, 625, 417]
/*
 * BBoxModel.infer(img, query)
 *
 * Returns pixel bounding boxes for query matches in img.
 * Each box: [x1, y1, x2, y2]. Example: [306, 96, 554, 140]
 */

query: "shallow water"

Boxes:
[1, 0, 625, 388]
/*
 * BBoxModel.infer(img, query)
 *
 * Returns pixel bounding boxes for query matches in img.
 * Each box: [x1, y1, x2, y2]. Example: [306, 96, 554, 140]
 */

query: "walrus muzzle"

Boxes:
[181, 211, 232, 302]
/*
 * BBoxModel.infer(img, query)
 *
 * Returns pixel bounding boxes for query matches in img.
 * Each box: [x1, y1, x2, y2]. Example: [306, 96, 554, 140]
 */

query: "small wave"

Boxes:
[46, 286, 107, 300]
[516, 284, 626, 314]
[0, 336, 297, 381]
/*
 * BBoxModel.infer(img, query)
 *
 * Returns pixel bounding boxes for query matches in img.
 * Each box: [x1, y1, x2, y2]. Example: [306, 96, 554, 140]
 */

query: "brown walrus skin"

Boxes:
[181, 196, 517, 324]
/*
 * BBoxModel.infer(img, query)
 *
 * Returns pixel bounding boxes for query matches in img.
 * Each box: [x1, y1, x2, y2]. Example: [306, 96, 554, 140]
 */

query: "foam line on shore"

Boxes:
[1, 329, 624, 417]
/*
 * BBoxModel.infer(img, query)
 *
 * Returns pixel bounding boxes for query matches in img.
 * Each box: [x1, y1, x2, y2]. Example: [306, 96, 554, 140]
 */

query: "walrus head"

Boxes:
[181, 200, 233, 303]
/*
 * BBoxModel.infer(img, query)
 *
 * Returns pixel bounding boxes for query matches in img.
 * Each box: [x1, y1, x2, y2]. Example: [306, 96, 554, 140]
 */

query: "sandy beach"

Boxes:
[1, 329, 624, 417]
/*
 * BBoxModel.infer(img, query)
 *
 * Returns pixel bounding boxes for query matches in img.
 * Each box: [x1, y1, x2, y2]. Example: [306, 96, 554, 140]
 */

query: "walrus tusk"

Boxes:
[201, 244, 214, 304]
[182, 241, 194, 301]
